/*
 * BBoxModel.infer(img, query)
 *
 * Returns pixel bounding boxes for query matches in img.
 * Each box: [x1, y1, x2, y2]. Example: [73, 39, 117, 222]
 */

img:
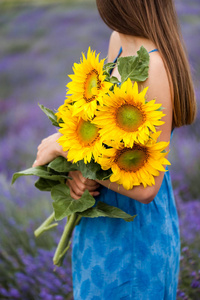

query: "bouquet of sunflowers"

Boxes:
[12, 47, 170, 266]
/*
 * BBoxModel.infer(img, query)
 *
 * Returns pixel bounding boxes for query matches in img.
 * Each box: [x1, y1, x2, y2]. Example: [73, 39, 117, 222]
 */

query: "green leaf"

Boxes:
[109, 76, 120, 84]
[35, 177, 61, 191]
[96, 168, 112, 180]
[78, 201, 136, 222]
[51, 184, 95, 221]
[78, 159, 111, 180]
[38, 103, 60, 127]
[117, 46, 149, 83]
[12, 166, 68, 184]
[78, 159, 101, 180]
[103, 62, 116, 76]
[48, 156, 78, 173]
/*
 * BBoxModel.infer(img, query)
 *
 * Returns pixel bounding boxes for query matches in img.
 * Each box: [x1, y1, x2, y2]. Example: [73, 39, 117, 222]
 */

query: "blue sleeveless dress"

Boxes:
[71, 48, 180, 300]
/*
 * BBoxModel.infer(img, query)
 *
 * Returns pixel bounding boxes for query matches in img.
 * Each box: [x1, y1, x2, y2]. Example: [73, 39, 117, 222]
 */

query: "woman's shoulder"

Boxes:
[107, 31, 121, 63]
[142, 50, 173, 135]
[146, 52, 171, 101]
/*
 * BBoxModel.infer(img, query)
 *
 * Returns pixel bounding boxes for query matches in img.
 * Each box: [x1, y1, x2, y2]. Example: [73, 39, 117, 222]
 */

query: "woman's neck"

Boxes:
[118, 33, 156, 56]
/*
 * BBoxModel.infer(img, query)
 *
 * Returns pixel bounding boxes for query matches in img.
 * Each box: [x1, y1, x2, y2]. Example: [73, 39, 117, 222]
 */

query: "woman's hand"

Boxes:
[33, 134, 100, 199]
[67, 171, 100, 200]
[32, 132, 67, 167]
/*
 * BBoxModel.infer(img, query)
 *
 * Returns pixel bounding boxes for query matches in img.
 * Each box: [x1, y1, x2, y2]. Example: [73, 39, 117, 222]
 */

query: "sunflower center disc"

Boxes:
[77, 120, 99, 145]
[84, 69, 101, 102]
[116, 147, 147, 172]
[116, 104, 144, 131]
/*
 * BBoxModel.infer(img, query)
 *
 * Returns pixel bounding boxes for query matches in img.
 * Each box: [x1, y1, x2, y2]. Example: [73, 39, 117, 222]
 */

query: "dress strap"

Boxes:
[110, 47, 158, 75]
[114, 47, 158, 61]
[113, 47, 122, 63]
[110, 47, 123, 75]
[148, 48, 158, 53]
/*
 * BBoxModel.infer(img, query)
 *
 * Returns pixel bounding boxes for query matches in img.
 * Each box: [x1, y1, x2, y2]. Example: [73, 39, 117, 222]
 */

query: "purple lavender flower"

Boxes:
[191, 280, 200, 289]
[0, 1, 199, 300]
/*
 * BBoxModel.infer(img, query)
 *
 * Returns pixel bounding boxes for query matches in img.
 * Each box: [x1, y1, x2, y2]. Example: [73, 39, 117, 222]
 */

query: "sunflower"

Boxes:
[57, 107, 103, 164]
[92, 78, 165, 147]
[66, 47, 112, 119]
[55, 96, 73, 122]
[98, 131, 170, 190]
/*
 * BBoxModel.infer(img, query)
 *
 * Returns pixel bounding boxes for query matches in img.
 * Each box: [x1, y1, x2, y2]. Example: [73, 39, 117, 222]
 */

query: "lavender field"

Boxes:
[0, 0, 200, 299]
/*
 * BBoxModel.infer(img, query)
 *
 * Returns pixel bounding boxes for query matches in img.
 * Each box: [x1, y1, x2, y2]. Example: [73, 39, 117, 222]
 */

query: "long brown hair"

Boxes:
[96, 0, 197, 127]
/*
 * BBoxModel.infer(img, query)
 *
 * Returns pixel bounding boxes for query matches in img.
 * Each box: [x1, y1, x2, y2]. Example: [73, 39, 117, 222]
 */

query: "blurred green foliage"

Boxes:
[0, 0, 95, 9]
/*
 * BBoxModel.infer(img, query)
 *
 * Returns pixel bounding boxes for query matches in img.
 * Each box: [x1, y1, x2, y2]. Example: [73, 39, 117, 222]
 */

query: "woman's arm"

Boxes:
[95, 34, 173, 204]
[96, 178, 161, 204]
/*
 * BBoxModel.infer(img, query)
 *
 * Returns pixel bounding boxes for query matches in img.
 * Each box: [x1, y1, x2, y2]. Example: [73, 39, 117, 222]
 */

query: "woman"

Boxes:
[33, 0, 196, 299]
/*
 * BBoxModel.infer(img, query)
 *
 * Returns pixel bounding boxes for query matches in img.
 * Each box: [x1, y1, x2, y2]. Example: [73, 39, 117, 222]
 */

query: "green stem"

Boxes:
[53, 213, 81, 266]
[34, 212, 57, 237]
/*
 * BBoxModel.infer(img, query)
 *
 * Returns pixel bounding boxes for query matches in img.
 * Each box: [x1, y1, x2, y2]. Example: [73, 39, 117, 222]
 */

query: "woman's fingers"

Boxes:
[32, 133, 64, 167]
[67, 171, 100, 199]
[76, 180, 100, 192]
[78, 172, 98, 186]
[68, 172, 100, 190]
[67, 179, 83, 197]
[32, 147, 54, 167]
[67, 178, 99, 195]
[70, 171, 99, 187]
[68, 185, 100, 200]
[69, 187, 81, 200]
[32, 160, 37, 167]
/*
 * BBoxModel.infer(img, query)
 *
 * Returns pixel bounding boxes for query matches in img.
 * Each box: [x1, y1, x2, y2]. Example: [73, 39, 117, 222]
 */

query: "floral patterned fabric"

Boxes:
[72, 168, 180, 299]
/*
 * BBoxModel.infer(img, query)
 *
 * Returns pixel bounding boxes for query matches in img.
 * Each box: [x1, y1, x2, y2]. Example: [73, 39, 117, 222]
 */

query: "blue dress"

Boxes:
[71, 49, 180, 300]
